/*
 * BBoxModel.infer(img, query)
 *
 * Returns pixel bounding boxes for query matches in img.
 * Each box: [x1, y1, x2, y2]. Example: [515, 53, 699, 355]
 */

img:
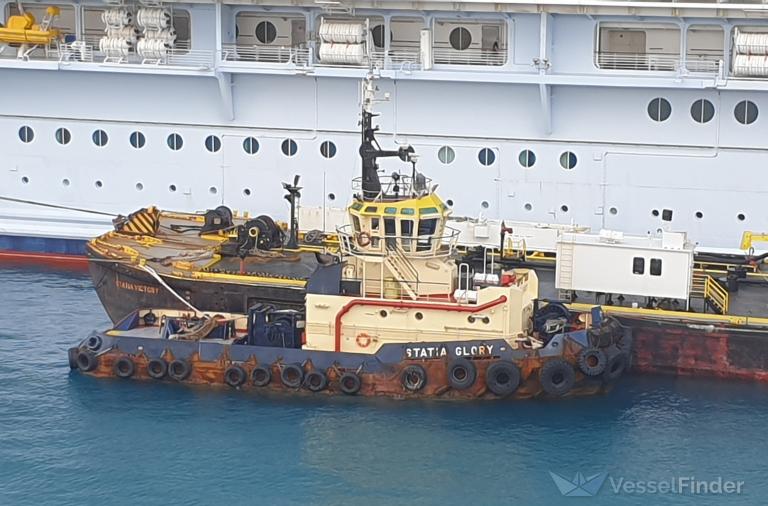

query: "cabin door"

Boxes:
[481, 25, 500, 51]
[291, 19, 306, 47]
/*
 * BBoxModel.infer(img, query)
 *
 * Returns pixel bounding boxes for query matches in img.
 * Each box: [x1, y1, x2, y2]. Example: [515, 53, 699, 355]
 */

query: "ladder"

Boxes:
[384, 245, 419, 300]
[557, 240, 575, 290]
[690, 271, 729, 315]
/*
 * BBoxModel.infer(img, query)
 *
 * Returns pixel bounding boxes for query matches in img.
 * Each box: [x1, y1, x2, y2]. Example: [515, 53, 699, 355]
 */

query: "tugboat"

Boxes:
[69, 78, 630, 400]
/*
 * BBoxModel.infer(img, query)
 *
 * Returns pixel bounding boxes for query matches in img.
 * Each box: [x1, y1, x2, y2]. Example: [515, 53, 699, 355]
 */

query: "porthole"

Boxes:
[92, 129, 108, 147]
[695, 211, 703, 219]
[438, 145, 455, 164]
[281, 138, 297, 157]
[169, 184, 177, 192]
[327, 193, 336, 201]
[690, 99, 714, 124]
[55, 127, 71, 145]
[481, 201, 489, 209]
[652, 209, 660, 217]
[414, 312, 423, 320]
[559, 151, 577, 170]
[243, 188, 252, 196]
[320, 140, 337, 159]
[243, 137, 259, 155]
[167, 133, 183, 151]
[135, 183, 144, 191]
[379, 310, 388, 318]
[518, 150, 536, 168]
[18, 126, 34, 143]
[21, 176, 29, 184]
[478, 148, 496, 166]
[647, 97, 672, 122]
[371, 24, 392, 49]
[609, 207, 618, 215]
[205, 135, 221, 153]
[255, 20, 277, 45]
[524, 203, 532, 211]
[62, 178, 70, 187]
[209, 186, 218, 194]
[449, 27, 471, 51]
[734, 100, 758, 125]
[560, 205, 569, 213]
[129, 131, 146, 149]
[446, 199, 454, 207]
[95, 180, 103, 188]
[737, 213, 746, 221]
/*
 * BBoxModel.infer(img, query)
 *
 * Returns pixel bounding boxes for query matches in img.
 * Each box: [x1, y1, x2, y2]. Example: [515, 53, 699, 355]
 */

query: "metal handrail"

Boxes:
[433, 47, 506, 66]
[350, 174, 432, 201]
[595, 52, 721, 74]
[337, 224, 460, 258]
[220, 43, 310, 65]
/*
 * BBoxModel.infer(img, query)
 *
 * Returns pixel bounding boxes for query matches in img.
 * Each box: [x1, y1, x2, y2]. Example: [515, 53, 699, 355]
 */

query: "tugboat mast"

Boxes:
[359, 77, 415, 201]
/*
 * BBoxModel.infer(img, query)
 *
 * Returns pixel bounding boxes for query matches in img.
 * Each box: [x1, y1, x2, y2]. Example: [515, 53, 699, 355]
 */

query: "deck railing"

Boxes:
[433, 48, 506, 66]
[220, 44, 310, 65]
[595, 52, 721, 74]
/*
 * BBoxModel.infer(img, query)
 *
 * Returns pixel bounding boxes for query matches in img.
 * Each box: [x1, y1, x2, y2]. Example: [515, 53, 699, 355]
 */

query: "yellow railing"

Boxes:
[691, 271, 729, 314]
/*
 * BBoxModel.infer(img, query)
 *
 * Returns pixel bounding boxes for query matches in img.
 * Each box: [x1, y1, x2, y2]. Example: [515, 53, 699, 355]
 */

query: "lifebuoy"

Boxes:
[281, 364, 304, 388]
[113, 356, 135, 379]
[224, 365, 247, 387]
[603, 351, 629, 382]
[76, 350, 99, 372]
[251, 365, 272, 387]
[485, 361, 521, 396]
[355, 333, 372, 348]
[356, 231, 371, 247]
[85, 335, 102, 352]
[448, 358, 477, 390]
[147, 358, 167, 379]
[540, 359, 576, 396]
[304, 370, 328, 392]
[339, 372, 361, 395]
[168, 359, 192, 381]
[401, 364, 427, 392]
[578, 347, 607, 377]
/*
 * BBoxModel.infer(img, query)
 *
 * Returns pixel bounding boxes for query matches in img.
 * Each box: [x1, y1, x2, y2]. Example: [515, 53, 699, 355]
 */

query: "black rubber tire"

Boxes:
[147, 358, 167, 380]
[68, 347, 79, 370]
[304, 370, 328, 392]
[540, 359, 576, 397]
[401, 365, 427, 392]
[485, 361, 521, 396]
[113, 356, 135, 379]
[339, 372, 362, 395]
[281, 364, 304, 389]
[85, 335, 102, 352]
[224, 365, 247, 387]
[578, 347, 607, 377]
[76, 350, 98, 372]
[168, 359, 192, 381]
[603, 352, 629, 382]
[448, 358, 477, 390]
[251, 365, 272, 387]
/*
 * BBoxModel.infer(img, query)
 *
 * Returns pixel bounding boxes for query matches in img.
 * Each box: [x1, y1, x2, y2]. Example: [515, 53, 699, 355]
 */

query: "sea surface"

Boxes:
[0, 266, 767, 505]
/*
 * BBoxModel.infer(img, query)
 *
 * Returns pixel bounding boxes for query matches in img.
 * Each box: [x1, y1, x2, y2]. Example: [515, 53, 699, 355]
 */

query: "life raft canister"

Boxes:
[168, 359, 192, 381]
[540, 359, 576, 397]
[485, 361, 521, 396]
[355, 332, 372, 348]
[304, 370, 328, 392]
[339, 372, 362, 395]
[147, 358, 167, 379]
[401, 365, 427, 392]
[113, 356, 135, 379]
[224, 364, 247, 387]
[251, 365, 272, 387]
[578, 347, 607, 377]
[281, 364, 304, 389]
[448, 358, 477, 390]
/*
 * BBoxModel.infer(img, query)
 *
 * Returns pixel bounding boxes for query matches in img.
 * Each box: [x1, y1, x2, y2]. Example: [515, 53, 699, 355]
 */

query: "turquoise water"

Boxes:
[1, 266, 767, 505]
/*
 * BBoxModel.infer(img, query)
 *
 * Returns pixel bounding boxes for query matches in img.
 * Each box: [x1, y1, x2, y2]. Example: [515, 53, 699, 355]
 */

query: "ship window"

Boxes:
[130, 131, 146, 149]
[650, 258, 662, 276]
[690, 99, 714, 123]
[384, 207, 397, 215]
[438, 145, 455, 164]
[371, 24, 392, 49]
[662, 209, 673, 221]
[561, 205, 569, 213]
[478, 148, 496, 166]
[734, 100, 758, 125]
[481, 201, 489, 209]
[320, 140, 336, 159]
[738, 213, 746, 221]
[418, 218, 438, 236]
[352, 215, 361, 231]
[55, 127, 71, 145]
[420, 207, 439, 215]
[449, 27, 472, 51]
[169, 184, 177, 192]
[255, 21, 277, 45]
[18, 126, 34, 143]
[281, 139, 297, 157]
[92, 129, 108, 147]
[351, 202, 363, 211]
[647, 97, 671, 122]
[695, 211, 703, 219]
[560, 151, 577, 170]
[384, 218, 397, 248]
[244, 188, 251, 196]
[524, 203, 532, 211]
[364, 206, 378, 213]
[401, 220, 414, 236]
[135, 182, 144, 191]
[371, 218, 379, 230]
[205, 135, 222, 153]
[632, 257, 645, 275]
[401, 208, 415, 215]
[167, 133, 183, 151]
[243, 137, 259, 155]
[519, 150, 536, 168]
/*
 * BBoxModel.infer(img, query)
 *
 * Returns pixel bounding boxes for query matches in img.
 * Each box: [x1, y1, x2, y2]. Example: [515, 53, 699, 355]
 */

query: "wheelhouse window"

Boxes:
[433, 19, 506, 66]
[596, 23, 680, 71]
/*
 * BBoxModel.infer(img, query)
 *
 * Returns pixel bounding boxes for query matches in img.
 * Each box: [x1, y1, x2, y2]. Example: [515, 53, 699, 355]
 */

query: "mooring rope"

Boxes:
[0, 195, 116, 217]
